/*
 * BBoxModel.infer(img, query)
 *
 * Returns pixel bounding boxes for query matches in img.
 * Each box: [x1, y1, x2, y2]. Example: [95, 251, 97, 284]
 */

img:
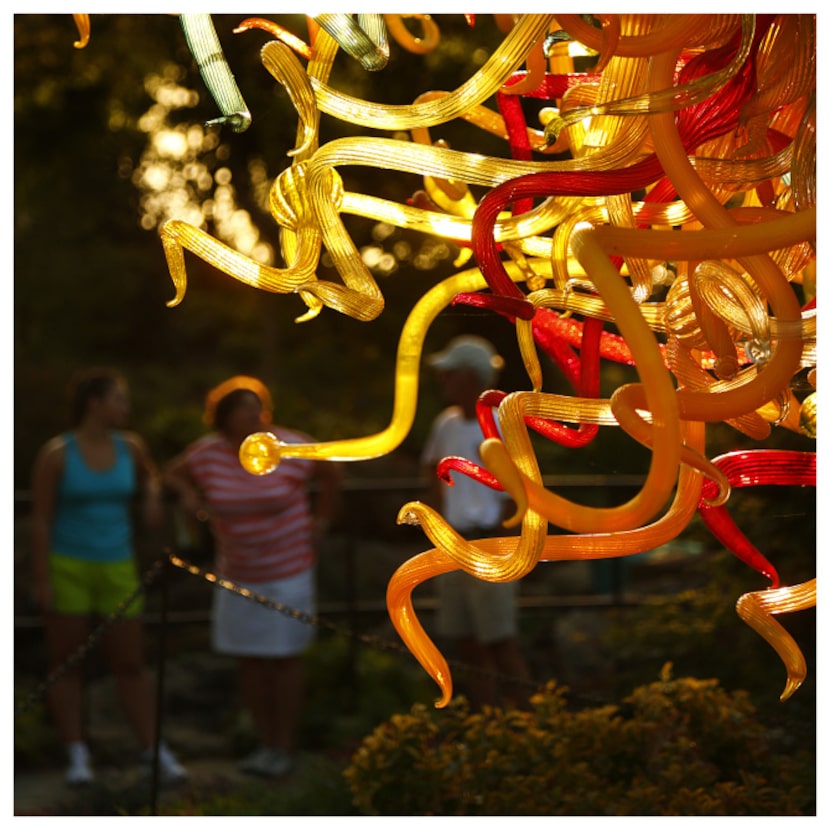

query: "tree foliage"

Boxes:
[14, 14, 509, 485]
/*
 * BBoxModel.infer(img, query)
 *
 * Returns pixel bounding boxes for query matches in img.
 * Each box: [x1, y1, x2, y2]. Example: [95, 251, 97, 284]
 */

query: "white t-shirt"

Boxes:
[421, 406, 508, 533]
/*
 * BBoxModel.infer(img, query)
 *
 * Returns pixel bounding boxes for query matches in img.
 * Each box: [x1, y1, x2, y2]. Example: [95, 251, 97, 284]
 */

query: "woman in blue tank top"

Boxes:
[29, 367, 187, 786]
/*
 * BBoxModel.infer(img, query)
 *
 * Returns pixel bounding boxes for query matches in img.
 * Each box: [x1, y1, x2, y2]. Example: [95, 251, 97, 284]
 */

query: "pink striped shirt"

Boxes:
[184, 427, 316, 583]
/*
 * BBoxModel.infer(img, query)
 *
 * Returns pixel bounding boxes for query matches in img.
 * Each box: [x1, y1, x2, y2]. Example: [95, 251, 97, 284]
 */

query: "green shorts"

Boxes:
[49, 553, 144, 618]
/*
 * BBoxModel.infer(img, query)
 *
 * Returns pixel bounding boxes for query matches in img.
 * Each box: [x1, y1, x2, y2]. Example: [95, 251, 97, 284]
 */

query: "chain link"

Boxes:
[16, 552, 540, 720]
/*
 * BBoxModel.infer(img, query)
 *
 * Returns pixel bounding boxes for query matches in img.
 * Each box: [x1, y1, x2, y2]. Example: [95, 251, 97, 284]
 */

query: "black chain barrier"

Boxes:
[16, 550, 541, 722]
[168, 553, 542, 698]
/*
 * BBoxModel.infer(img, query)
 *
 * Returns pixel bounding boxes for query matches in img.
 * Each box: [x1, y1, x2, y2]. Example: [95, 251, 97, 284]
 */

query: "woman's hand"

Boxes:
[178, 487, 208, 522]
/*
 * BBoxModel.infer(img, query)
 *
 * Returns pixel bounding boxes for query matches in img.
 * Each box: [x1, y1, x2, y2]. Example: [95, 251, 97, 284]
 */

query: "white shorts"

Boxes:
[435, 570, 519, 644]
[211, 568, 316, 658]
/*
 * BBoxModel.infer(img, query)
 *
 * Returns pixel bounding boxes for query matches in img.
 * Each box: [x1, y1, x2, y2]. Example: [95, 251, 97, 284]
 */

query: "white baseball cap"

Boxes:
[427, 335, 504, 385]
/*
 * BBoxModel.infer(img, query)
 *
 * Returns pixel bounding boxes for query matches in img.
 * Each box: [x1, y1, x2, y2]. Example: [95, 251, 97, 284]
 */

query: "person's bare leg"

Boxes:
[269, 655, 304, 754]
[44, 614, 91, 743]
[239, 656, 274, 746]
[458, 637, 498, 710]
[102, 618, 156, 750]
[490, 637, 533, 709]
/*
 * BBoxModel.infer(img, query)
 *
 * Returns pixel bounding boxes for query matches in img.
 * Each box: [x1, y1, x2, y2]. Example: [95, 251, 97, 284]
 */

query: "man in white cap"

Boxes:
[421, 335, 532, 710]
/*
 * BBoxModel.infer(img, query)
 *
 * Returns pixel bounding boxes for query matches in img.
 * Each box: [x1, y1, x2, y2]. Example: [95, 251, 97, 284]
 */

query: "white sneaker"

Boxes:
[261, 748, 294, 778]
[65, 741, 94, 786]
[239, 746, 294, 778]
[142, 741, 188, 785]
[238, 745, 273, 775]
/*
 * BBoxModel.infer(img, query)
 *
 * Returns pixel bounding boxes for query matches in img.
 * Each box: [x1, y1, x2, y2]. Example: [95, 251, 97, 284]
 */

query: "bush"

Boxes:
[603, 545, 816, 701]
[14, 686, 62, 771]
[300, 634, 437, 751]
[343, 665, 815, 816]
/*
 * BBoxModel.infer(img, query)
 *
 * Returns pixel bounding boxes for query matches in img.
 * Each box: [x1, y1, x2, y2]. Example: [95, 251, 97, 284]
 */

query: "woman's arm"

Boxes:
[29, 437, 64, 612]
[163, 451, 207, 520]
[125, 431, 164, 530]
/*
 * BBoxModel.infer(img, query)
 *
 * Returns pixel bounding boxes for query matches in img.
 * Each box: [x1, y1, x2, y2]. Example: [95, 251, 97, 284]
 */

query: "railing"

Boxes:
[13, 472, 651, 631]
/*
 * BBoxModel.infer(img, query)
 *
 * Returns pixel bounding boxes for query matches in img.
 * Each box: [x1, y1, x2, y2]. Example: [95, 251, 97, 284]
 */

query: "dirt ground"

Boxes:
[13, 751, 337, 816]
[12, 646, 352, 816]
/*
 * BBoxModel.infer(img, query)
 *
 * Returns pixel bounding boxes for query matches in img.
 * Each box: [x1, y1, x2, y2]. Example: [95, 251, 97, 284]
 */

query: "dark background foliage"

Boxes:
[14, 14, 669, 484]
[14, 13, 517, 484]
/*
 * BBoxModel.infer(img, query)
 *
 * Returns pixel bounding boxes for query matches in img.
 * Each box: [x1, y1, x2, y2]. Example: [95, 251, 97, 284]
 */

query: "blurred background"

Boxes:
[13, 14, 816, 808]
[15, 13, 525, 479]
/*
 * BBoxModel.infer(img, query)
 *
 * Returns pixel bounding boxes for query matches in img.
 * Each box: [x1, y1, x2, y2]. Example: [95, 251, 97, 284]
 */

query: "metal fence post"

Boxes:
[149, 552, 172, 815]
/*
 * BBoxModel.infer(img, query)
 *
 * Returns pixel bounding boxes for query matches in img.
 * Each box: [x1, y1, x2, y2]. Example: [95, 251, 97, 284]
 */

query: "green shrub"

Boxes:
[300, 634, 436, 750]
[14, 687, 62, 771]
[603, 546, 815, 701]
[344, 665, 815, 816]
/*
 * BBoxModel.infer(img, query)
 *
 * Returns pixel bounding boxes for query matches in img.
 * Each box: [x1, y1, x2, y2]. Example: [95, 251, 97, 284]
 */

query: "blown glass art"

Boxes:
[78, 13, 817, 706]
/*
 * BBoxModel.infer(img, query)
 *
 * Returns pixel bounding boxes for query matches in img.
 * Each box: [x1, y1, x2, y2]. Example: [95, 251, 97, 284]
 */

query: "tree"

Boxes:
[14, 14, 517, 484]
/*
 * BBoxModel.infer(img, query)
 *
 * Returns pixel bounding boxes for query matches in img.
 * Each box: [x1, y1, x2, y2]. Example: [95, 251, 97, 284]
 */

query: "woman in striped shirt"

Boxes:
[164, 376, 341, 778]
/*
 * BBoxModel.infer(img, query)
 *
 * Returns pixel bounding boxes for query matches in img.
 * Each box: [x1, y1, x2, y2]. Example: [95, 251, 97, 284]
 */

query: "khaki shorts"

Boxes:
[435, 570, 518, 644]
[49, 552, 144, 618]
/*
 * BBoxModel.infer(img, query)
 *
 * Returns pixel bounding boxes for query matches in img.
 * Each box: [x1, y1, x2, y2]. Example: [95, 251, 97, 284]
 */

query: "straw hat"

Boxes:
[203, 375, 273, 427]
